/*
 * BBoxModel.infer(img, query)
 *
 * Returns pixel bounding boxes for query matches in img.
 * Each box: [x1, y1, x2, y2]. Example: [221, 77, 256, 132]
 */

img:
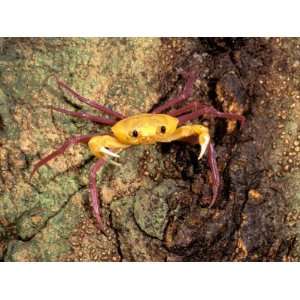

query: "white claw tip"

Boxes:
[99, 147, 120, 158]
[198, 135, 210, 160]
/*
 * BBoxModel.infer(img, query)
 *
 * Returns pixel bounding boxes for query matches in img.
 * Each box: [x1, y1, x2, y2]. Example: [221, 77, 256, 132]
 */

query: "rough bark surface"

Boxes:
[0, 38, 299, 261]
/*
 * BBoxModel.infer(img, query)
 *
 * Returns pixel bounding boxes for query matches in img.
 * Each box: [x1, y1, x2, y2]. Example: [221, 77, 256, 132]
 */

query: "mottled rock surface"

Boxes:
[0, 38, 299, 261]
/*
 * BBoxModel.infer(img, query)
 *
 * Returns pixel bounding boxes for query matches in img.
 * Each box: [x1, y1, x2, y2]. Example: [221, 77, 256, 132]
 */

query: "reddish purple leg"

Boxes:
[89, 158, 107, 232]
[207, 142, 220, 208]
[169, 101, 244, 208]
[56, 77, 125, 120]
[46, 105, 116, 125]
[176, 101, 245, 126]
[168, 101, 200, 117]
[151, 71, 197, 113]
[30, 134, 97, 179]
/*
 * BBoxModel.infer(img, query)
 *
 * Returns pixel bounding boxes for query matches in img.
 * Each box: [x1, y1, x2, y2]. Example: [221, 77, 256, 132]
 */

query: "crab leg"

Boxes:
[89, 158, 107, 232]
[168, 101, 201, 117]
[46, 105, 116, 125]
[159, 124, 210, 160]
[173, 102, 242, 208]
[151, 71, 197, 113]
[56, 77, 125, 120]
[207, 142, 220, 208]
[30, 134, 96, 179]
[177, 101, 245, 126]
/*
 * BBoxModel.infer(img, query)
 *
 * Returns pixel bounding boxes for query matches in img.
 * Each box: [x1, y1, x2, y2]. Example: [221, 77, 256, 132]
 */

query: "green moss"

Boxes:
[16, 175, 80, 239]
[6, 191, 85, 261]
[0, 88, 20, 139]
[0, 37, 187, 261]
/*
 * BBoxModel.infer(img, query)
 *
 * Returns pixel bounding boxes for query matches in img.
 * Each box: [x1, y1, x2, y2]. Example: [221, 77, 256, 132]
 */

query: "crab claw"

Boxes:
[198, 134, 210, 160]
[88, 135, 130, 159]
[99, 146, 120, 158]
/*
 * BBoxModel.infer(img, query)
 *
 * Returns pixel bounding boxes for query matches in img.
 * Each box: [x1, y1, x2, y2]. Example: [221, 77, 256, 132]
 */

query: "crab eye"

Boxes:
[132, 130, 138, 138]
[160, 126, 166, 134]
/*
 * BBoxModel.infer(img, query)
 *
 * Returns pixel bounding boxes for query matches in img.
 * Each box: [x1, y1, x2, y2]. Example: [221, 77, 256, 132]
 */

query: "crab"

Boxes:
[31, 71, 245, 233]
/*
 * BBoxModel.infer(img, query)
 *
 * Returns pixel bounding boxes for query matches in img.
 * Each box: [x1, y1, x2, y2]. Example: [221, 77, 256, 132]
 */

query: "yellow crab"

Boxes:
[31, 71, 245, 232]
